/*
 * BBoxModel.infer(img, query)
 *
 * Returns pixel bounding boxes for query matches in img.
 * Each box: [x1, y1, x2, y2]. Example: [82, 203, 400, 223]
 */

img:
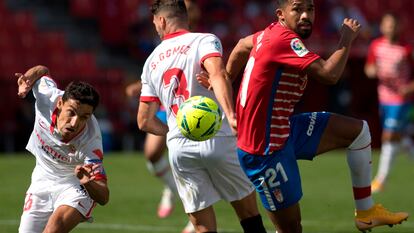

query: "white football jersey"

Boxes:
[25, 77, 106, 192]
[140, 31, 232, 141]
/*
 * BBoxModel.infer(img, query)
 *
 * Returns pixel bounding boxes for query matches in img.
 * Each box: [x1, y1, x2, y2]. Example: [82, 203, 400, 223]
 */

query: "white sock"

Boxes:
[147, 156, 178, 194]
[347, 120, 374, 210]
[374, 141, 400, 183]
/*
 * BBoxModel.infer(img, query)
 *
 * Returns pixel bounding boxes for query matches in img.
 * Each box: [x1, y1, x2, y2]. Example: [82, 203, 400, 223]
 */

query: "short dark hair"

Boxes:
[62, 81, 100, 111]
[150, 0, 187, 19]
[276, 0, 289, 8]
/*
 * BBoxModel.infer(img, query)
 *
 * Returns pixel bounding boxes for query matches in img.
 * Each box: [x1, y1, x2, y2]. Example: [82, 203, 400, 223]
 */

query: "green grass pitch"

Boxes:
[0, 150, 413, 233]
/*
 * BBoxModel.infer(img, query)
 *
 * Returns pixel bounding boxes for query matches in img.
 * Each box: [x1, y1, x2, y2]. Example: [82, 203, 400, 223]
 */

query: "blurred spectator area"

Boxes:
[1, 0, 413, 151]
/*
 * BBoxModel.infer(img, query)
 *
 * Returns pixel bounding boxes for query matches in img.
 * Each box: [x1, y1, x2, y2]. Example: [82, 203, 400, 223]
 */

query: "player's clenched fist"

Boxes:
[341, 18, 361, 42]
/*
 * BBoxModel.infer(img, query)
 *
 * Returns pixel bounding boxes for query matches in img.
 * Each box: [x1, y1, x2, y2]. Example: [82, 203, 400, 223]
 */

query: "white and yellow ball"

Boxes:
[176, 96, 222, 141]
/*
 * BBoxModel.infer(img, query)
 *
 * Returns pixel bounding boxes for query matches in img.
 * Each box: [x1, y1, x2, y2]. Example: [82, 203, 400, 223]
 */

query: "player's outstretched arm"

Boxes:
[226, 34, 254, 81]
[203, 56, 237, 133]
[75, 164, 110, 205]
[306, 18, 361, 85]
[15, 65, 49, 98]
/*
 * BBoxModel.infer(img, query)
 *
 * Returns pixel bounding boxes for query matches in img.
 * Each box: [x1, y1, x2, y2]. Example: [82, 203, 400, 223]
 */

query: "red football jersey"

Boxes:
[236, 22, 320, 155]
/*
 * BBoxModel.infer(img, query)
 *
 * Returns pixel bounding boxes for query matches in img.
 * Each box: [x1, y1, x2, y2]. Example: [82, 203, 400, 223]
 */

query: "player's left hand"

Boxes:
[196, 71, 213, 91]
[75, 163, 101, 185]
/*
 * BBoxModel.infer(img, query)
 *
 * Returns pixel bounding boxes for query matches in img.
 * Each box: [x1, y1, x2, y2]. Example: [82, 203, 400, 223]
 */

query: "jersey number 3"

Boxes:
[162, 68, 190, 115]
[162, 68, 189, 115]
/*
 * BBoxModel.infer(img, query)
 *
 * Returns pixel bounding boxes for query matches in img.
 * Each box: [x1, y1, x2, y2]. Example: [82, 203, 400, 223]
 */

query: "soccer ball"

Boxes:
[176, 96, 222, 141]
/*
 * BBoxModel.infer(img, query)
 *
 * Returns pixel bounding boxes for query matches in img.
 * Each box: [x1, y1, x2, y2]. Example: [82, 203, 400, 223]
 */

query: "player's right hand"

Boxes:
[15, 73, 32, 98]
[196, 71, 213, 91]
[341, 18, 361, 42]
[228, 112, 237, 136]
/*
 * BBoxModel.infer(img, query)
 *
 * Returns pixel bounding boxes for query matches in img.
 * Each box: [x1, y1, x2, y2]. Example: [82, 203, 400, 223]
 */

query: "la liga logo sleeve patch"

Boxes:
[290, 38, 309, 57]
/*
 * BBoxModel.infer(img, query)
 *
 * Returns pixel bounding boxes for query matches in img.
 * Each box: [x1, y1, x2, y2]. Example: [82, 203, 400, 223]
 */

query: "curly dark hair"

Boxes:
[150, 0, 187, 19]
[62, 81, 100, 111]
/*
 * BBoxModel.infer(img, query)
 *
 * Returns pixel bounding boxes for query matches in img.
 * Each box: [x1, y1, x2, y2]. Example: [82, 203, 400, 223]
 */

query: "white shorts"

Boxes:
[167, 136, 255, 213]
[18, 182, 96, 233]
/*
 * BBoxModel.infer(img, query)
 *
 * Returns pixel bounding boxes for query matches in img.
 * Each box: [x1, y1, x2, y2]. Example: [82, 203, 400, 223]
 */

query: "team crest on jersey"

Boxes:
[273, 188, 284, 203]
[213, 40, 221, 52]
[290, 38, 309, 57]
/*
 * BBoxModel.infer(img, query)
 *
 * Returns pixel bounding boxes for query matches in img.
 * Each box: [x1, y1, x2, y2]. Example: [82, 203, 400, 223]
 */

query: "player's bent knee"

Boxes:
[348, 120, 371, 150]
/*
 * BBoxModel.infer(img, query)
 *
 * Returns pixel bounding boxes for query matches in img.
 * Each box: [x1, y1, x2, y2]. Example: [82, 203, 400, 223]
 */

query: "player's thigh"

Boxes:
[44, 205, 84, 233]
[317, 113, 363, 154]
[19, 193, 52, 233]
[54, 184, 96, 220]
[144, 133, 166, 161]
[237, 148, 302, 212]
[202, 137, 255, 203]
[167, 137, 221, 213]
[289, 112, 330, 159]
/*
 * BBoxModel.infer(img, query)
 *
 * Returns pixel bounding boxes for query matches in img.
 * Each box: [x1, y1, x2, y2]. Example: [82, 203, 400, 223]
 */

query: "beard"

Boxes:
[296, 22, 313, 39]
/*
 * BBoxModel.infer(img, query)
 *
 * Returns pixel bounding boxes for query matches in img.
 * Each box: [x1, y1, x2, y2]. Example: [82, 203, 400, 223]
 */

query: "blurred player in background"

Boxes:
[223, 0, 409, 232]
[138, 1, 267, 232]
[364, 12, 414, 193]
[125, 80, 195, 233]
[16, 65, 109, 233]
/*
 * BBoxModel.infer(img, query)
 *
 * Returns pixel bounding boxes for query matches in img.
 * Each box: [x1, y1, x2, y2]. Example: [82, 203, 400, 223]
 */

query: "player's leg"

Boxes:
[237, 141, 303, 232]
[43, 205, 84, 233]
[230, 191, 267, 233]
[203, 137, 266, 233]
[313, 113, 408, 231]
[266, 203, 302, 233]
[372, 104, 408, 193]
[144, 133, 177, 218]
[187, 206, 217, 232]
[167, 137, 221, 232]
[43, 184, 96, 233]
[19, 192, 52, 233]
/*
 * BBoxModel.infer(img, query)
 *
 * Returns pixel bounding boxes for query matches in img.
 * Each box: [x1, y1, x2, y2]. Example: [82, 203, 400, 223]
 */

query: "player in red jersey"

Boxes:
[365, 13, 414, 193]
[225, 1, 408, 232]
[138, 1, 267, 233]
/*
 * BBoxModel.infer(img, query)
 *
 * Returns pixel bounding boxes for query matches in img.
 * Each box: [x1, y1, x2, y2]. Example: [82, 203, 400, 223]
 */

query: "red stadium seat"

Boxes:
[70, 51, 99, 79]
[69, 0, 98, 19]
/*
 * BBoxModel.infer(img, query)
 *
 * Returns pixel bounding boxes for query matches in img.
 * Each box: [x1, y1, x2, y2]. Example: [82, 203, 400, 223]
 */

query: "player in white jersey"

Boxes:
[137, 1, 267, 233]
[15, 65, 109, 233]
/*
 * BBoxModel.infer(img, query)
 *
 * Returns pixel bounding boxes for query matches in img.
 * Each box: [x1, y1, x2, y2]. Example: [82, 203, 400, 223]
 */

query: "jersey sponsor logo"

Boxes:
[38, 119, 48, 130]
[306, 112, 317, 136]
[290, 38, 309, 57]
[35, 129, 70, 162]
